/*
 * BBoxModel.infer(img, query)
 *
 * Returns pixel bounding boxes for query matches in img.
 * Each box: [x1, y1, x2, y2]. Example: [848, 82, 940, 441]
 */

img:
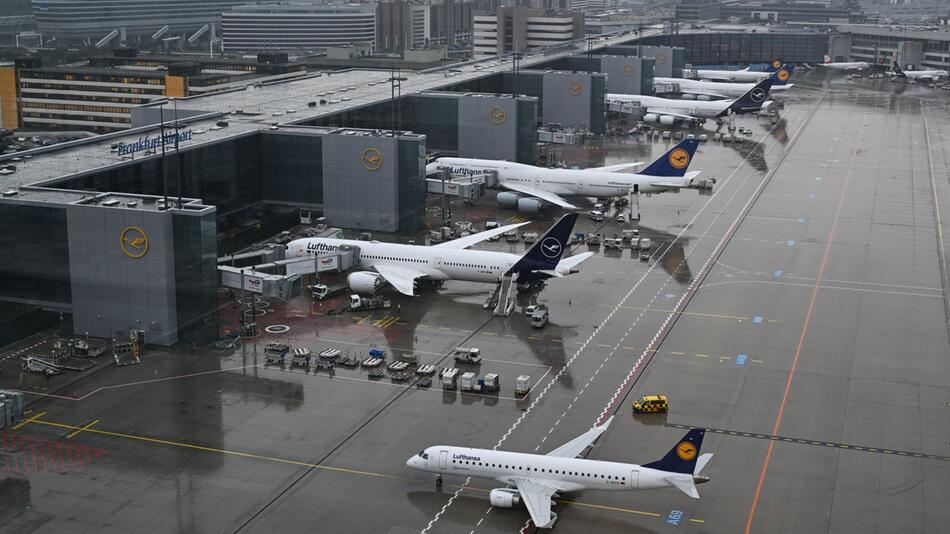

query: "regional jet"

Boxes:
[691, 58, 791, 84]
[656, 64, 793, 100]
[285, 214, 593, 296]
[608, 76, 775, 126]
[406, 417, 713, 529]
[891, 61, 948, 81]
[819, 55, 870, 71]
[427, 138, 704, 210]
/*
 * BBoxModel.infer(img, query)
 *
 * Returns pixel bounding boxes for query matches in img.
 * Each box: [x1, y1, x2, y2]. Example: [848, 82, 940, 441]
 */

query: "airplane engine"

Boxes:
[697, 95, 712, 101]
[517, 198, 543, 213]
[642, 113, 658, 123]
[681, 93, 696, 100]
[489, 488, 521, 508]
[659, 115, 676, 126]
[496, 191, 521, 207]
[347, 271, 385, 294]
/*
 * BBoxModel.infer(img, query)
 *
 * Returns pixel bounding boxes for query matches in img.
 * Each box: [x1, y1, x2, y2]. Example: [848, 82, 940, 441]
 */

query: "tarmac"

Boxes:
[2, 69, 950, 534]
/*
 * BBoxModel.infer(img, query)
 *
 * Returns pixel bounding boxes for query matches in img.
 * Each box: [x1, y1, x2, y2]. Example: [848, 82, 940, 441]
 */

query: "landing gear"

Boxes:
[436, 475, 443, 487]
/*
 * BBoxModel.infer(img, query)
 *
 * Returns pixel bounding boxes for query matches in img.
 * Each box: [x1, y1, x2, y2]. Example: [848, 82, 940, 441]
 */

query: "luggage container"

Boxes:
[460, 372, 478, 391]
[318, 348, 341, 362]
[480, 373, 500, 392]
[416, 364, 437, 375]
[515, 375, 532, 396]
[291, 348, 311, 367]
[442, 368, 459, 389]
[369, 348, 387, 359]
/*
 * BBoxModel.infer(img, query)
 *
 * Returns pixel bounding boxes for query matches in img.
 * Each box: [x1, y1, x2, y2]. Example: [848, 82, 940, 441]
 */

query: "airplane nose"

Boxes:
[406, 457, 416, 469]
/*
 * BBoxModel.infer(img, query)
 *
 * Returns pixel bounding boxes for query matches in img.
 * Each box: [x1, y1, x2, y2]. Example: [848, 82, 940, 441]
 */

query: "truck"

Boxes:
[589, 210, 605, 222]
[311, 283, 348, 300]
[530, 309, 549, 328]
[452, 347, 482, 364]
[604, 237, 623, 249]
[350, 294, 392, 311]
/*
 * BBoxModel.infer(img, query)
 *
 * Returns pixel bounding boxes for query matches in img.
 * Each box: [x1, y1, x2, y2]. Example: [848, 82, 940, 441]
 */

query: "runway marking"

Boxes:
[923, 115, 950, 340]
[699, 279, 942, 299]
[596, 303, 750, 322]
[12, 411, 47, 430]
[667, 423, 950, 462]
[66, 419, 100, 439]
[746, 108, 864, 534]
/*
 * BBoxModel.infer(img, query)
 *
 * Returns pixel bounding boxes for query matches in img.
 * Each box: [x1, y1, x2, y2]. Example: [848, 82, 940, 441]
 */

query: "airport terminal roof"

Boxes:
[0, 28, 661, 195]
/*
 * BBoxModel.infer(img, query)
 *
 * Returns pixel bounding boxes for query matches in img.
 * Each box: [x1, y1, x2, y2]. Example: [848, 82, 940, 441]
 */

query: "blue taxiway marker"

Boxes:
[774, 270, 783, 277]
[753, 316, 763, 324]
[736, 353, 748, 366]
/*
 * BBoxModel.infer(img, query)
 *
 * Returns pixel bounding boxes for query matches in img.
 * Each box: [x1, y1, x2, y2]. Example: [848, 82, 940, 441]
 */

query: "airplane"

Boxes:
[608, 76, 775, 126]
[691, 58, 791, 84]
[426, 138, 704, 211]
[285, 213, 594, 297]
[818, 55, 870, 71]
[891, 61, 948, 81]
[655, 64, 793, 100]
[406, 417, 713, 529]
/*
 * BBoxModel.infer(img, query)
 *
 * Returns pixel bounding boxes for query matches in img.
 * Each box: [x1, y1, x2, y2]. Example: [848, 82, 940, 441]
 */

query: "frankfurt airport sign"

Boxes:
[117, 130, 193, 156]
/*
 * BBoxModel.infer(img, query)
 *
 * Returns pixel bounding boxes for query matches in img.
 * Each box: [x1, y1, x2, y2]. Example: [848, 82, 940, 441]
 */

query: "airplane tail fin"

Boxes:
[893, 61, 906, 77]
[726, 77, 773, 114]
[765, 57, 785, 72]
[643, 428, 706, 475]
[509, 213, 578, 275]
[823, 54, 832, 63]
[770, 64, 794, 85]
[638, 138, 701, 178]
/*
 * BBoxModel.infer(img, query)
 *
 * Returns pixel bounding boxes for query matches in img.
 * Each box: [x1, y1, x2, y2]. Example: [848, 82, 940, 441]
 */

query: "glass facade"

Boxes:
[173, 210, 219, 344]
[0, 203, 71, 305]
[260, 133, 324, 205]
[639, 33, 829, 65]
[397, 138, 427, 233]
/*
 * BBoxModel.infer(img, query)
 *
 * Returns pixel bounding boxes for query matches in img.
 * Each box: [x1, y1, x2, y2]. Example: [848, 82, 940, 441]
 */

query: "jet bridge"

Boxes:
[218, 247, 358, 299]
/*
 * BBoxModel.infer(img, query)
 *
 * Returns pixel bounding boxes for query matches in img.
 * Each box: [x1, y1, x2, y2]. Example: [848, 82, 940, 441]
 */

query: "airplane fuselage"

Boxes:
[655, 77, 790, 98]
[692, 69, 771, 83]
[287, 238, 521, 284]
[900, 70, 949, 80]
[431, 158, 684, 195]
[821, 62, 870, 70]
[407, 445, 679, 493]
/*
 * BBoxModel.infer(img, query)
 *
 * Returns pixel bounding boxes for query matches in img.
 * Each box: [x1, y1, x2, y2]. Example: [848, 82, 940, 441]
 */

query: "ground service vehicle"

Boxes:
[633, 394, 669, 413]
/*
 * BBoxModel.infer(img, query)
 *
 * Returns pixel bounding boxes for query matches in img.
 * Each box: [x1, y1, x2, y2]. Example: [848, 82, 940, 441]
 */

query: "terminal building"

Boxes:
[473, 7, 585, 57]
[220, 3, 377, 51]
[832, 24, 950, 69]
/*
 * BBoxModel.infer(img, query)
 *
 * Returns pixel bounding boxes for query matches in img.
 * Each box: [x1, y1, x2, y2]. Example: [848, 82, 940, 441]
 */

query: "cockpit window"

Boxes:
[418, 451, 429, 459]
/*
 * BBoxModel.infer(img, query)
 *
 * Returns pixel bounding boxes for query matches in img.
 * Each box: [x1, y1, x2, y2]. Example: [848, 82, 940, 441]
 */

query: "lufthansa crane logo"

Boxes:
[750, 87, 766, 102]
[656, 53, 667, 63]
[623, 64, 635, 76]
[569, 81, 584, 96]
[771, 59, 782, 69]
[776, 68, 790, 82]
[361, 148, 383, 171]
[676, 441, 697, 461]
[120, 226, 149, 258]
[668, 147, 690, 170]
[539, 237, 562, 259]
[489, 106, 507, 124]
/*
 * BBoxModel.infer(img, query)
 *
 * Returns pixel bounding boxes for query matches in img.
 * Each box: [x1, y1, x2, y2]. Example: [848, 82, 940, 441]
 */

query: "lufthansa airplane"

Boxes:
[407, 417, 713, 529]
[285, 214, 593, 296]
[655, 64, 794, 100]
[819, 55, 870, 71]
[691, 58, 791, 84]
[427, 138, 703, 210]
[608, 76, 774, 125]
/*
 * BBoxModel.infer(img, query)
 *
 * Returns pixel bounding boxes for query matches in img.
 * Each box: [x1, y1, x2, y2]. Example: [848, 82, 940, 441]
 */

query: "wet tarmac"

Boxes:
[3, 69, 950, 533]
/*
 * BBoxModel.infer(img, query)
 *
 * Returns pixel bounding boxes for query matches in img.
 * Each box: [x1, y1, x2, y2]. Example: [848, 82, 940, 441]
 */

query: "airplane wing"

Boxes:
[499, 182, 579, 209]
[433, 221, 530, 249]
[682, 89, 730, 100]
[546, 416, 613, 458]
[645, 108, 701, 121]
[649, 170, 701, 189]
[513, 478, 558, 529]
[598, 161, 644, 173]
[372, 264, 425, 296]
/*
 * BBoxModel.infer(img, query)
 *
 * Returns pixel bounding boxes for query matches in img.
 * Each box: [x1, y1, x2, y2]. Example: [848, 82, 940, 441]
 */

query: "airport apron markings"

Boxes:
[666, 423, 950, 462]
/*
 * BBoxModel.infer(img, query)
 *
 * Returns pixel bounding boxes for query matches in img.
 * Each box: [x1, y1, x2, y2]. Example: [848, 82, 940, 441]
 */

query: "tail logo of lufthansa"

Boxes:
[489, 106, 507, 124]
[750, 88, 766, 102]
[120, 226, 149, 258]
[540, 237, 562, 259]
[668, 148, 690, 170]
[623, 64, 635, 76]
[777, 68, 790, 82]
[361, 148, 382, 171]
[772, 59, 782, 69]
[569, 81, 583, 96]
[676, 441, 697, 461]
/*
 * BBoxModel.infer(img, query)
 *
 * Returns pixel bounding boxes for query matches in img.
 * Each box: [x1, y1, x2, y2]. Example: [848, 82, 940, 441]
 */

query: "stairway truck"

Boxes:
[452, 347, 482, 364]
